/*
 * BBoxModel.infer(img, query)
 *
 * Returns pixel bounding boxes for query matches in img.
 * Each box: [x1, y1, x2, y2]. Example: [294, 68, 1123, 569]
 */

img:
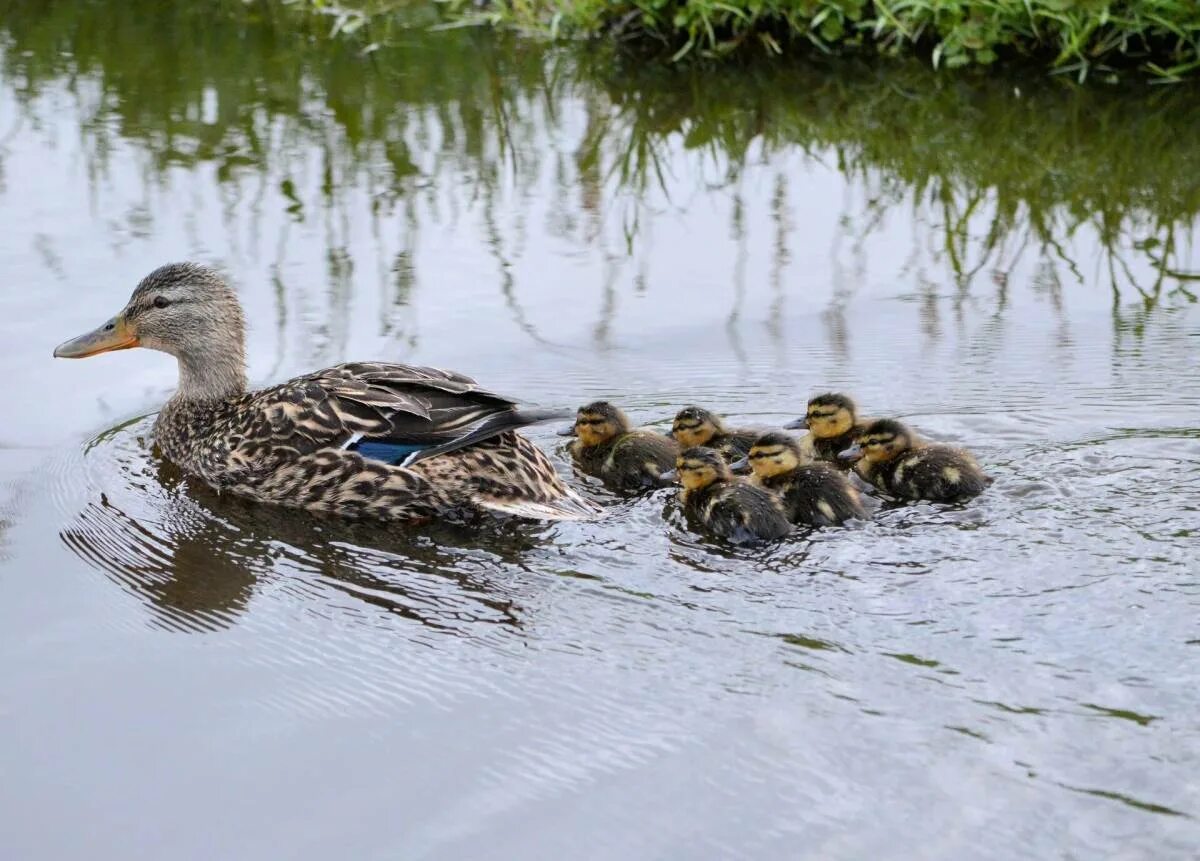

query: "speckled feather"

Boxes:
[155, 362, 598, 521]
[705, 429, 759, 461]
[572, 431, 678, 493]
[681, 480, 791, 543]
[755, 462, 866, 526]
[800, 424, 867, 468]
[857, 444, 989, 503]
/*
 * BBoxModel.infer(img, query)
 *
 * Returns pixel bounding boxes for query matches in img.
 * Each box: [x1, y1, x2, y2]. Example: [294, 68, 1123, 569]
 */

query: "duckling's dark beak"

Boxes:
[838, 443, 863, 462]
[783, 416, 807, 430]
[556, 424, 577, 437]
[53, 314, 139, 358]
[730, 456, 750, 473]
[659, 468, 679, 483]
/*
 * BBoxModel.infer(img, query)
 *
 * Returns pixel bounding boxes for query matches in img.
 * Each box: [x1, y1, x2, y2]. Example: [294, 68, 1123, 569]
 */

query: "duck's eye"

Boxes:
[153, 296, 170, 309]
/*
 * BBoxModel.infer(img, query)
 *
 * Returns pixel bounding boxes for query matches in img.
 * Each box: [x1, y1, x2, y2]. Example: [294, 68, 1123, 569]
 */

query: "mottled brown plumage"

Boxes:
[56, 263, 599, 522]
[739, 432, 867, 527]
[665, 447, 790, 544]
[563, 401, 679, 493]
[844, 419, 991, 503]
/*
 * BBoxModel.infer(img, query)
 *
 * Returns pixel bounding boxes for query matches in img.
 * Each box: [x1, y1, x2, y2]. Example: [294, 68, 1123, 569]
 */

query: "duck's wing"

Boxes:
[242, 362, 567, 467]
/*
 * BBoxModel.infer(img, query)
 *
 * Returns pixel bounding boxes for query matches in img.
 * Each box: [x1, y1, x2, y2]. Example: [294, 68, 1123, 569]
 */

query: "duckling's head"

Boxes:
[842, 418, 914, 465]
[54, 262, 247, 400]
[743, 431, 804, 479]
[569, 401, 631, 448]
[666, 447, 731, 491]
[671, 406, 726, 448]
[786, 393, 857, 439]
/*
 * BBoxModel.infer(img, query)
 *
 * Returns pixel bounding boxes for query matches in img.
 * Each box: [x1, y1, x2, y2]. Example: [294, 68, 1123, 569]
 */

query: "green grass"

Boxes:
[3, 0, 1196, 312]
[435, 0, 1200, 81]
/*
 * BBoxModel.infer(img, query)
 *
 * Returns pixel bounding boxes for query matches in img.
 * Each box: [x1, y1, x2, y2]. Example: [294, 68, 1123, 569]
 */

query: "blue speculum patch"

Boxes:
[350, 441, 430, 464]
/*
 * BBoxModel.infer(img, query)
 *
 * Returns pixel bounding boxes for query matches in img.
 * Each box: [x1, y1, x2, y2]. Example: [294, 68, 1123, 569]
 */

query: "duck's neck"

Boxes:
[175, 345, 248, 403]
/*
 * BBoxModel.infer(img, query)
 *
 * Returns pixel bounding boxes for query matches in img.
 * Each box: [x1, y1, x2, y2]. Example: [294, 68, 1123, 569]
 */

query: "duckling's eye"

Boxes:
[153, 296, 170, 309]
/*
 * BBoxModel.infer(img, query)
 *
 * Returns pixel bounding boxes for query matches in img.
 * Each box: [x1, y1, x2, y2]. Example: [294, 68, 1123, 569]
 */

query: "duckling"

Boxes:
[670, 406, 759, 462]
[561, 401, 679, 492]
[840, 419, 991, 503]
[784, 392, 866, 467]
[733, 432, 867, 527]
[663, 447, 790, 543]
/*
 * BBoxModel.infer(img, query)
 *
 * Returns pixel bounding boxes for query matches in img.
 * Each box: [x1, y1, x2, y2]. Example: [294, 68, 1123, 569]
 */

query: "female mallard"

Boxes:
[54, 262, 599, 522]
[840, 418, 991, 503]
[732, 432, 867, 527]
[662, 447, 790, 543]
[669, 406, 758, 462]
[560, 401, 678, 492]
[784, 392, 867, 468]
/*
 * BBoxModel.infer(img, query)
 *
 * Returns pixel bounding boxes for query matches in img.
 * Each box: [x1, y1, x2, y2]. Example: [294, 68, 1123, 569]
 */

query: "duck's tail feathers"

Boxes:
[473, 485, 604, 522]
[401, 408, 571, 466]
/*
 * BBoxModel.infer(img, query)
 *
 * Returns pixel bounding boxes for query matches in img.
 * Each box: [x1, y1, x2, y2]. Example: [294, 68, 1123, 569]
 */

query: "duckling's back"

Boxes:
[687, 480, 791, 543]
[605, 431, 679, 491]
[765, 463, 867, 526]
[713, 429, 759, 460]
[801, 427, 862, 467]
[879, 445, 990, 502]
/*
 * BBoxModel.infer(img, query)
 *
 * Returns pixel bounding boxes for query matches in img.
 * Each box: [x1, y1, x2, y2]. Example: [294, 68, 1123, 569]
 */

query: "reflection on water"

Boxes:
[60, 419, 541, 635]
[1, 0, 1199, 858]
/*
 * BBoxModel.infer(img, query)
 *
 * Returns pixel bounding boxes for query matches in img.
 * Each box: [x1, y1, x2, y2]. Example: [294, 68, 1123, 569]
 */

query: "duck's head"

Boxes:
[670, 406, 727, 448]
[662, 447, 730, 491]
[840, 418, 913, 465]
[734, 431, 804, 479]
[561, 401, 631, 448]
[53, 262, 247, 400]
[785, 392, 857, 439]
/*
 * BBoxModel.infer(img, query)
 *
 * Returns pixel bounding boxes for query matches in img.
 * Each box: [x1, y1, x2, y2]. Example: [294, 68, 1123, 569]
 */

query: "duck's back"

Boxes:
[713, 429, 759, 460]
[801, 428, 860, 467]
[766, 463, 866, 526]
[154, 362, 597, 521]
[878, 445, 989, 502]
[687, 481, 791, 543]
[604, 431, 679, 490]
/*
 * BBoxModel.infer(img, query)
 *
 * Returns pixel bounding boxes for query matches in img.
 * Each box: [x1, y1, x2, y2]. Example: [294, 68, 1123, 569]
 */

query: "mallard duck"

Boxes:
[559, 401, 678, 492]
[784, 392, 866, 467]
[662, 447, 790, 543]
[54, 262, 600, 522]
[732, 432, 867, 527]
[669, 406, 758, 461]
[840, 418, 991, 503]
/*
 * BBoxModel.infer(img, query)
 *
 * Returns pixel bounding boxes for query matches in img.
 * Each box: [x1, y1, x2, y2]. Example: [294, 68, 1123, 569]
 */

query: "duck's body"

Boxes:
[670, 407, 758, 462]
[786, 393, 867, 470]
[57, 264, 598, 522]
[739, 433, 867, 527]
[845, 419, 990, 503]
[666, 448, 790, 543]
[565, 402, 678, 493]
[801, 430, 863, 466]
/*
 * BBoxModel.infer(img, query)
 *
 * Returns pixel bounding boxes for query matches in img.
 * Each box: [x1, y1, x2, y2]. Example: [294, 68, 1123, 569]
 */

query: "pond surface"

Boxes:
[1, 2, 1199, 858]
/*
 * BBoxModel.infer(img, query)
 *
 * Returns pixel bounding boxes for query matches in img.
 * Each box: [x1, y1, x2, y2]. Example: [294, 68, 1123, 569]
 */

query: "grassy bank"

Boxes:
[437, 0, 1200, 81]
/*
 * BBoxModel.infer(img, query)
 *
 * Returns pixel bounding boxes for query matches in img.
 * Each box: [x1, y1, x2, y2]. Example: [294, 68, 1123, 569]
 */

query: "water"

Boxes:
[1, 2, 1199, 857]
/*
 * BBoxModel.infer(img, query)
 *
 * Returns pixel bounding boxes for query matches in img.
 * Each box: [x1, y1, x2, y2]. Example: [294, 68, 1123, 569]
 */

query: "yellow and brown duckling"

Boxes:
[733, 432, 867, 527]
[560, 401, 679, 492]
[840, 419, 991, 503]
[784, 392, 866, 468]
[670, 406, 759, 462]
[663, 447, 790, 543]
